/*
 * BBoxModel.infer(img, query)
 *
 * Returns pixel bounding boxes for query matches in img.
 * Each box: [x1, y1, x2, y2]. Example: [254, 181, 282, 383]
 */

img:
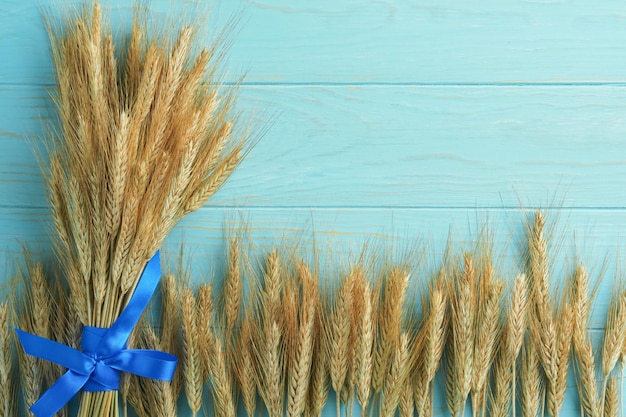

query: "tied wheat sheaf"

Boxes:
[6, 211, 626, 417]
[33, 2, 253, 416]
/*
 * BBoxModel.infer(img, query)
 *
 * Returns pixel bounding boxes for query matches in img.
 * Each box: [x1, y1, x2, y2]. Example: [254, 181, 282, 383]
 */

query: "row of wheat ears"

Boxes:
[2, 210, 626, 417]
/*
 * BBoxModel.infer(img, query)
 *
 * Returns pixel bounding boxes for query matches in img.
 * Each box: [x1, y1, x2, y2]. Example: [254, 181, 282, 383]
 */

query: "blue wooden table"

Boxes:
[2, 1, 626, 415]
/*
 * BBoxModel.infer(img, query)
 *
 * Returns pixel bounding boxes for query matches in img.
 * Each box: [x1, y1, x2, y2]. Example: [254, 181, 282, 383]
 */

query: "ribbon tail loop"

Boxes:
[30, 370, 90, 417]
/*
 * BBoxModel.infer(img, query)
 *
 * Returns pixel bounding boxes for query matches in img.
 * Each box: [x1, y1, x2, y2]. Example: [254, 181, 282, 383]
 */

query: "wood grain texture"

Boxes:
[3, 0, 626, 85]
[2, 84, 626, 208]
[0, 205, 621, 328]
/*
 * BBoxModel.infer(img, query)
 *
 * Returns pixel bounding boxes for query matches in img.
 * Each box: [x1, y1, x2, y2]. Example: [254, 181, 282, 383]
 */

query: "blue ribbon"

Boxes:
[15, 251, 178, 417]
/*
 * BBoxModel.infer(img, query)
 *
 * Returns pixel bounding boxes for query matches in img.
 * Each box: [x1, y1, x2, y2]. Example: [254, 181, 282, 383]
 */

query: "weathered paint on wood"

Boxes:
[3, 0, 626, 85]
[1, 84, 626, 208]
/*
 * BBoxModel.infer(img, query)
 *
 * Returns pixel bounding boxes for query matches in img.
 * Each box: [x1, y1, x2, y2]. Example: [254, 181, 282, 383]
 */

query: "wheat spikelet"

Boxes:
[283, 277, 300, 375]
[209, 333, 236, 417]
[25, 262, 57, 388]
[424, 281, 448, 384]
[548, 303, 573, 417]
[575, 340, 601, 417]
[572, 266, 591, 349]
[328, 270, 355, 417]
[181, 287, 202, 416]
[252, 251, 285, 417]
[570, 265, 600, 417]
[140, 326, 177, 417]
[308, 295, 330, 417]
[255, 319, 284, 417]
[507, 274, 528, 358]
[602, 291, 626, 379]
[234, 314, 257, 417]
[160, 275, 183, 398]
[472, 273, 503, 417]
[373, 268, 410, 395]
[355, 277, 375, 415]
[528, 211, 567, 417]
[521, 338, 542, 417]
[528, 212, 557, 382]
[105, 112, 128, 241]
[17, 310, 41, 417]
[0, 303, 16, 417]
[286, 263, 317, 417]
[604, 377, 618, 417]
[446, 253, 476, 417]
[489, 273, 527, 417]
[380, 332, 411, 417]
[489, 346, 514, 417]
[224, 237, 242, 345]
[182, 149, 243, 216]
[262, 250, 282, 327]
[197, 283, 214, 382]
[413, 272, 447, 417]
[345, 268, 369, 416]
[399, 381, 414, 417]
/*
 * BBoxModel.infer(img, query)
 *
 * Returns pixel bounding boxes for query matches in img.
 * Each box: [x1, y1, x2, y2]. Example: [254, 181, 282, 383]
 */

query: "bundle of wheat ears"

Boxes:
[28, 1, 253, 416]
[5, 211, 626, 417]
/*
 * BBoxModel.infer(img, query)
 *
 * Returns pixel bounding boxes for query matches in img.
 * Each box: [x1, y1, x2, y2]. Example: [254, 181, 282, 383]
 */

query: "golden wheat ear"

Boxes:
[445, 253, 476, 417]
[286, 263, 318, 417]
[570, 265, 601, 417]
[180, 286, 202, 417]
[234, 312, 257, 417]
[520, 336, 542, 417]
[0, 302, 16, 416]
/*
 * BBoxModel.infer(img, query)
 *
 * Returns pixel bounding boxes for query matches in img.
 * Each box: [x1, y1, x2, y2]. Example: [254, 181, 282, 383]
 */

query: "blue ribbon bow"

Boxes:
[15, 251, 178, 417]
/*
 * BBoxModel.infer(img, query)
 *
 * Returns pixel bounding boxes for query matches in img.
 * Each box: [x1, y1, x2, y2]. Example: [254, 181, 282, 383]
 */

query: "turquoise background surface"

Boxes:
[2, 0, 626, 415]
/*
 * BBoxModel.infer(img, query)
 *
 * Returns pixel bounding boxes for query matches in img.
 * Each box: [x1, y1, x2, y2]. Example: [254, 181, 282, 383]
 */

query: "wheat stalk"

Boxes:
[224, 237, 242, 345]
[161, 275, 183, 398]
[528, 210, 568, 417]
[414, 273, 447, 417]
[0, 303, 16, 417]
[255, 319, 284, 417]
[328, 270, 355, 417]
[380, 332, 411, 417]
[209, 332, 236, 417]
[181, 288, 202, 416]
[197, 283, 214, 382]
[399, 380, 414, 417]
[234, 314, 257, 417]
[602, 291, 626, 391]
[286, 263, 318, 417]
[137, 326, 177, 417]
[604, 377, 618, 417]
[472, 265, 503, 417]
[571, 265, 601, 417]
[551, 303, 573, 417]
[355, 276, 376, 417]
[521, 337, 542, 417]
[308, 294, 330, 417]
[489, 274, 528, 417]
[373, 268, 410, 400]
[446, 253, 476, 417]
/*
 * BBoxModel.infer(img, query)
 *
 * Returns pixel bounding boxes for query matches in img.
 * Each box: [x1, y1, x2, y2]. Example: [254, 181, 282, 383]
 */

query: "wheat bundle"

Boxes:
[16, 1, 254, 416]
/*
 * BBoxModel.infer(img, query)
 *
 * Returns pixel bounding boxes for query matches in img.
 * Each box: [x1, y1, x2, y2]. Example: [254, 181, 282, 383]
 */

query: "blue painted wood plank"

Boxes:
[3, 0, 626, 85]
[2, 84, 626, 209]
[1, 206, 624, 330]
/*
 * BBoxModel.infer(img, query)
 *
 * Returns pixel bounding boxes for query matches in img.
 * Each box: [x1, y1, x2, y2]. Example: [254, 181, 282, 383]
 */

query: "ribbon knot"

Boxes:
[15, 251, 178, 417]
